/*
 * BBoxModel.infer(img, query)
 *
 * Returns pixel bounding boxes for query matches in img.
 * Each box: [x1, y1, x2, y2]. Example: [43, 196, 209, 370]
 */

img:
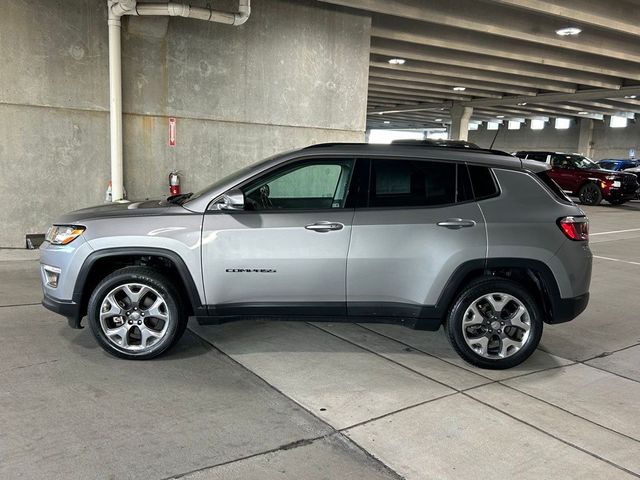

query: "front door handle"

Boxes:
[437, 218, 476, 229]
[305, 221, 344, 233]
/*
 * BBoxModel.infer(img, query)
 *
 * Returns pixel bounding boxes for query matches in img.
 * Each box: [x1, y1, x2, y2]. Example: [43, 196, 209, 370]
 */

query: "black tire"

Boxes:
[88, 266, 187, 360]
[445, 277, 544, 370]
[578, 183, 603, 206]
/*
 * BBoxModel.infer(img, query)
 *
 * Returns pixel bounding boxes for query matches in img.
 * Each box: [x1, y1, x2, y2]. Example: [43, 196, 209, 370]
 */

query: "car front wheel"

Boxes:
[446, 278, 543, 369]
[578, 183, 603, 205]
[87, 266, 187, 360]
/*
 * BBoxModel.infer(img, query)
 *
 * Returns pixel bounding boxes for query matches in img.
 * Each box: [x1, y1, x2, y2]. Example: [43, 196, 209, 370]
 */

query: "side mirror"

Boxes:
[213, 188, 245, 211]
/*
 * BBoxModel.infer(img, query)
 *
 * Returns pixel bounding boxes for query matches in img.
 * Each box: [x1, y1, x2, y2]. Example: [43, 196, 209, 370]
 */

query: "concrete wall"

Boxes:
[0, 0, 371, 247]
[469, 119, 640, 159]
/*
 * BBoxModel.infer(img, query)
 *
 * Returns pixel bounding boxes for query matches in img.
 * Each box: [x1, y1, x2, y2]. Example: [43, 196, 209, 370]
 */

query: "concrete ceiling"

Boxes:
[318, 0, 640, 130]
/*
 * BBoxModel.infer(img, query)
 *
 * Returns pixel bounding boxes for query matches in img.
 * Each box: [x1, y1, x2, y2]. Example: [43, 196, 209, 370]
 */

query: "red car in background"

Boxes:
[514, 151, 639, 205]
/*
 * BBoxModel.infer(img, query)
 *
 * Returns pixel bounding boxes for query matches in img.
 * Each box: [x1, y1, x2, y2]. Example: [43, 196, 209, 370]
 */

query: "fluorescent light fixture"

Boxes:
[508, 121, 521, 130]
[555, 118, 571, 129]
[434, 118, 443, 122]
[610, 115, 628, 128]
[578, 111, 589, 115]
[468, 123, 479, 131]
[496, 115, 505, 119]
[624, 95, 637, 99]
[487, 122, 500, 130]
[517, 102, 528, 106]
[388, 58, 406, 65]
[530, 119, 545, 130]
[453, 86, 466, 91]
[383, 120, 391, 124]
[555, 27, 582, 36]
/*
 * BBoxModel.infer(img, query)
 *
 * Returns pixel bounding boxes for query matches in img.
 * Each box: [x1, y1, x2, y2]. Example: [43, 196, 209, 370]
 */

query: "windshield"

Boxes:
[552, 154, 600, 170]
[185, 153, 283, 204]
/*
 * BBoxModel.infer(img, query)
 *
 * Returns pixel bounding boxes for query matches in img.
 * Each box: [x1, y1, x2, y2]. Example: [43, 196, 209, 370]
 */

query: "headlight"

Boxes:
[605, 175, 617, 180]
[45, 225, 85, 245]
[612, 181, 621, 188]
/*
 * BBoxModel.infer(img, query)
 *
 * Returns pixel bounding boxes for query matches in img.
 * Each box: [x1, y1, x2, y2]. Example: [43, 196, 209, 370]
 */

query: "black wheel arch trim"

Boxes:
[433, 257, 584, 324]
[72, 247, 206, 318]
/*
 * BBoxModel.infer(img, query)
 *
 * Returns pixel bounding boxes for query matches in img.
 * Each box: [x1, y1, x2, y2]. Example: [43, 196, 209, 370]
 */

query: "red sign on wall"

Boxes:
[168, 117, 176, 147]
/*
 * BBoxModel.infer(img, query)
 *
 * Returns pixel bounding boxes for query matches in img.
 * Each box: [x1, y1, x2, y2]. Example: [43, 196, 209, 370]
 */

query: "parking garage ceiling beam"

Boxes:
[368, 101, 451, 115]
[371, 39, 621, 90]
[369, 59, 576, 94]
[586, 100, 640, 114]
[369, 87, 471, 102]
[319, 0, 640, 63]
[477, 105, 605, 121]
[368, 96, 435, 106]
[484, 0, 640, 38]
[369, 67, 538, 96]
[550, 102, 637, 118]
[474, 108, 550, 122]
[372, 16, 640, 81]
[464, 86, 640, 108]
[369, 77, 502, 98]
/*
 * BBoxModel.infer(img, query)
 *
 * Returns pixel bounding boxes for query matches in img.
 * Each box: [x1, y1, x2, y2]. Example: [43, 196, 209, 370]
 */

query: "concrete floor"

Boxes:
[2, 204, 640, 479]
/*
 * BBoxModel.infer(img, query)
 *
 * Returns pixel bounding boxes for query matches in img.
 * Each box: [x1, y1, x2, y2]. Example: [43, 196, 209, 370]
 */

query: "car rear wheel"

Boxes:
[445, 278, 543, 369]
[578, 183, 603, 205]
[88, 266, 187, 360]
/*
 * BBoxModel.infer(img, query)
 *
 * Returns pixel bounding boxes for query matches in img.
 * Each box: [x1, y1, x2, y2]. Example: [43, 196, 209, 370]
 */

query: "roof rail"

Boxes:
[304, 142, 513, 157]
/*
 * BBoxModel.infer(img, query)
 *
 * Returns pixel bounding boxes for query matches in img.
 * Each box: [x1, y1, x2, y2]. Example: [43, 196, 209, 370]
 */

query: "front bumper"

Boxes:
[603, 185, 637, 201]
[42, 294, 84, 329]
[547, 292, 590, 324]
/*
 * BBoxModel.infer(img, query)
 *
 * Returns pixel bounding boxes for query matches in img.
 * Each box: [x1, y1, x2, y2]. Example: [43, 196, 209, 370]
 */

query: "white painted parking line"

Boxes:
[590, 227, 640, 236]
[593, 255, 640, 267]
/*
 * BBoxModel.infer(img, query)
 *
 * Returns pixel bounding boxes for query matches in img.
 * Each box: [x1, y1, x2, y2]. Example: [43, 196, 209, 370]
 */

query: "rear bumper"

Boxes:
[547, 292, 589, 324]
[42, 294, 83, 329]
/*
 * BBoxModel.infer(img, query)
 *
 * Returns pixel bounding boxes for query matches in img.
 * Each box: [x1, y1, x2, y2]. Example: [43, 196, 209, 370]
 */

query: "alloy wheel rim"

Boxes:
[99, 283, 170, 353]
[461, 292, 531, 359]
[581, 185, 598, 203]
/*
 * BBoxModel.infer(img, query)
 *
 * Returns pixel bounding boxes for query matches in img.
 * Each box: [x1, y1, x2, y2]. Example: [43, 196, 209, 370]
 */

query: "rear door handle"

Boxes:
[437, 218, 476, 229]
[305, 221, 344, 233]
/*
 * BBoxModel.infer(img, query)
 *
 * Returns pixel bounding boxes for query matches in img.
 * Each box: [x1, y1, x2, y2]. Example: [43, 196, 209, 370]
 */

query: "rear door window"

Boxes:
[369, 159, 456, 208]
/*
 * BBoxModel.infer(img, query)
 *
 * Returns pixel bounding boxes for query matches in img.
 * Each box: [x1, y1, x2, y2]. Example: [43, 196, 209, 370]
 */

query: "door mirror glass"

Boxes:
[213, 188, 245, 211]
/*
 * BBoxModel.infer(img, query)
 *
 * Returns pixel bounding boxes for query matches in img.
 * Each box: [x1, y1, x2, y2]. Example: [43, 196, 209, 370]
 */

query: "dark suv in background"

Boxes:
[514, 151, 638, 205]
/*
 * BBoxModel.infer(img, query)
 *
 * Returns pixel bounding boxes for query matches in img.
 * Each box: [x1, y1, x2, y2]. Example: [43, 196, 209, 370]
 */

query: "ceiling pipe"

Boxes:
[106, 0, 250, 202]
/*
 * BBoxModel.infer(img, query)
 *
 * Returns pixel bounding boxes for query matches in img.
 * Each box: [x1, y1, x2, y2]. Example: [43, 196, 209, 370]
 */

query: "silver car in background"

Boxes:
[40, 143, 592, 369]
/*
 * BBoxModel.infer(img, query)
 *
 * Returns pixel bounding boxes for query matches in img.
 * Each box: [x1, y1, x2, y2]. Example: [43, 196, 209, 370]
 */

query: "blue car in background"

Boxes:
[597, 159, 640, 171]
[598, 159, 640, 199]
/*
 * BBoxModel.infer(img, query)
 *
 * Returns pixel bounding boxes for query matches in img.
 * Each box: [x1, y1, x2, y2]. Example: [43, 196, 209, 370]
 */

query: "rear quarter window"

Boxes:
[468, 165, 499, 200]
[536, 171, 572, 203]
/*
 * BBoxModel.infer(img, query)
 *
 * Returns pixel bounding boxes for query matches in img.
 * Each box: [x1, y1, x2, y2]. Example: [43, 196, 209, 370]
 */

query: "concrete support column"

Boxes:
[449, 103, 473, 141]
[578, 118, 594, 157]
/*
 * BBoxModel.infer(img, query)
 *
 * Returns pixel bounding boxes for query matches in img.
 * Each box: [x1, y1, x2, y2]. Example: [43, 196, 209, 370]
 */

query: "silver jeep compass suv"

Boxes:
[40, 143, 592, 369]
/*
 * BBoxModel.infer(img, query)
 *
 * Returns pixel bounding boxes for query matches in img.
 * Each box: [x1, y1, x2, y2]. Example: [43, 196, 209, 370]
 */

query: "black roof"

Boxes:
[299, 142, 549, 173]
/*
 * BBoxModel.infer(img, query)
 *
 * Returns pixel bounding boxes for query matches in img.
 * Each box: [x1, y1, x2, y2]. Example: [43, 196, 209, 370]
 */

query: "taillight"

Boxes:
[558, 216, 589, 241]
